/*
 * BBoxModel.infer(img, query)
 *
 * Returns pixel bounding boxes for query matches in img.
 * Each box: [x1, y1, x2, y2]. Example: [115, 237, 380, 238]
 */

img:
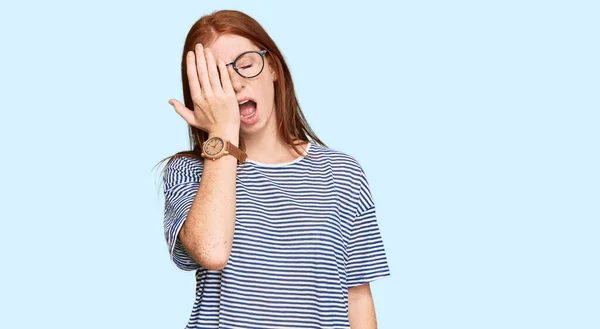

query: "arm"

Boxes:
[178, 129, 239, 271]
[348, 283, 378, 329]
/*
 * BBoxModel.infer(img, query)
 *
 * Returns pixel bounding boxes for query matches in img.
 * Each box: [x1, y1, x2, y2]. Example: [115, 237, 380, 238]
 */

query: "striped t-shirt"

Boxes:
[163, 141, 391, 329]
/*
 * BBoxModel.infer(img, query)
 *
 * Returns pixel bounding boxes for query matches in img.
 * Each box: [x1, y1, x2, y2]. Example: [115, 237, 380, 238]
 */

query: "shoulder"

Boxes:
[162, 154, 204, 191]
[310, 143, 364, 172]
[165, 154, 203, 173]
[311, 144, 374, 216]
[310, 143, 368, 193]
[311, 143, 366, 180]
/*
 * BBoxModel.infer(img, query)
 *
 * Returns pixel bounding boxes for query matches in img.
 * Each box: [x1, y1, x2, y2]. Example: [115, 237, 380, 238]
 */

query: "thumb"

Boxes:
[168, 98, 183, 109]
[168, 99, 195, 126]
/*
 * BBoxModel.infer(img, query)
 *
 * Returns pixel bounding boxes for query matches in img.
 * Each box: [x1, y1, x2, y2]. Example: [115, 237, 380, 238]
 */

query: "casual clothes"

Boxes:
[163, 142, 391, 329]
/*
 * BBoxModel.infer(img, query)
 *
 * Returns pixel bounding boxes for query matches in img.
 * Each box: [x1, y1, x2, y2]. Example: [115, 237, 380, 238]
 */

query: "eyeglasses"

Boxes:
[225, 49, 269, 79]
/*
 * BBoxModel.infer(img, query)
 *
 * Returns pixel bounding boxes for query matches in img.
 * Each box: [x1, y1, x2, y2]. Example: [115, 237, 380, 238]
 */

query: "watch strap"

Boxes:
[226, 140, 248, 164]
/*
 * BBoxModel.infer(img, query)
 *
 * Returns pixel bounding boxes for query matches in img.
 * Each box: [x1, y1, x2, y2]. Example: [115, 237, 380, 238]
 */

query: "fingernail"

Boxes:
[168, 100, 173, 105]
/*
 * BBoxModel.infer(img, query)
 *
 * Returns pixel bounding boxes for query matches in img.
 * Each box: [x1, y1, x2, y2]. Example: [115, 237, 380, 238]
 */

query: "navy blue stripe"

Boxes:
[163, 142, 391, 328]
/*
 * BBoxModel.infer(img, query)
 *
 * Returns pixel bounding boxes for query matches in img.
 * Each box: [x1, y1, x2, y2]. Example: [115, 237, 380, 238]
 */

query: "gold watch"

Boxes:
[201, 136, 247, 165]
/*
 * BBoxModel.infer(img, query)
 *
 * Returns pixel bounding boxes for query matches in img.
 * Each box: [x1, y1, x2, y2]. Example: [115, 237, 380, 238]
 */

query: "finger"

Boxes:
[195, 44, 213, 96]
[218, 58, 234, 95]
[169, 99, 199, 128]
[204, 48, 222, 93]
[186, 50, 202, 100]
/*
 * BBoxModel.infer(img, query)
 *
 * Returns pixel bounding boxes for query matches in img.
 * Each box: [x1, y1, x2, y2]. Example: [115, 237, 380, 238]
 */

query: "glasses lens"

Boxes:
[235, 52, 264, 78]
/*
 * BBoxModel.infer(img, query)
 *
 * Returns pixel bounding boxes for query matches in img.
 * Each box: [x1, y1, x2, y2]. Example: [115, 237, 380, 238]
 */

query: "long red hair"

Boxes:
[156, 9, 326, 175]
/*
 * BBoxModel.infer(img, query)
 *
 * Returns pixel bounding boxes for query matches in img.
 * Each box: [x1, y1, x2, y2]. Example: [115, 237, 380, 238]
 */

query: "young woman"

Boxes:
[160, 9, 391, 329]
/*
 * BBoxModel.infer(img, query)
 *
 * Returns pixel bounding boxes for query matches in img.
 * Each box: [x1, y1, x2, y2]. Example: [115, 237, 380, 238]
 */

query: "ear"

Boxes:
[269, 66, 278, 82]
[268, 58, 278, 82]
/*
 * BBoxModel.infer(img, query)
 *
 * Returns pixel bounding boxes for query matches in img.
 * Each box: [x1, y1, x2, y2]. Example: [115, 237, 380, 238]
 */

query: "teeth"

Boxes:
[239, 99, 250, 105]
[241, 110, 256, 119]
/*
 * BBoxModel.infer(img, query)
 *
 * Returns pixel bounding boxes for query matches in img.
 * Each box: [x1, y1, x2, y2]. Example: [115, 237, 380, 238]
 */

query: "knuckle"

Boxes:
[192, 96, 203, 104]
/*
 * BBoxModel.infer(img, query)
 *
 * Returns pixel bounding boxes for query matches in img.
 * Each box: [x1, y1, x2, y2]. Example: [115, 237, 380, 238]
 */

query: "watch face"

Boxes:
[204, 137, 224, 156]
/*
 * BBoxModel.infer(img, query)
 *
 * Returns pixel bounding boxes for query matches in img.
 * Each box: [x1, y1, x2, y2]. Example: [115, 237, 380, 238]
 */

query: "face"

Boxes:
[208, 34, 278, 136]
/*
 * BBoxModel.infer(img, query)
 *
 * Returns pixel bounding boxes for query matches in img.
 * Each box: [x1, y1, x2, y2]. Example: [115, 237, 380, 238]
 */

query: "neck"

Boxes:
[241, 118, 304, 164]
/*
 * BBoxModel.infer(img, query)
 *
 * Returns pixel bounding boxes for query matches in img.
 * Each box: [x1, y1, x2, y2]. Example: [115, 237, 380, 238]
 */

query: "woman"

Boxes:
[160, 9, 391, 329]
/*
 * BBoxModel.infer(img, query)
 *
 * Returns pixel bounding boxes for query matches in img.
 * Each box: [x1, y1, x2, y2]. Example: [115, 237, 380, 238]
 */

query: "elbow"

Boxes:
[200, 257, 228, 271]
[192, 246, 231, 271]
[180, 224, 232, 271]
[203, 261, 227, 271]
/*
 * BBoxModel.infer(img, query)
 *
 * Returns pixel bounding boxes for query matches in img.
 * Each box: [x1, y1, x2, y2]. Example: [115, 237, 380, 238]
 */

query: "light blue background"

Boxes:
[1, 0, 598, 328]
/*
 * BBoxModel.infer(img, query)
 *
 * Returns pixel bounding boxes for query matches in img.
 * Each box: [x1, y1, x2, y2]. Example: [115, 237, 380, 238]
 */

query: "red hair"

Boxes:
[157, 9, 326, 172]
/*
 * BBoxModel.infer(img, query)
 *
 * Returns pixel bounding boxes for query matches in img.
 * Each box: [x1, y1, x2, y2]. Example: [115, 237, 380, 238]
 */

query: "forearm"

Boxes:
[348, 284, 378, 329]
[179, 129, 239, 270]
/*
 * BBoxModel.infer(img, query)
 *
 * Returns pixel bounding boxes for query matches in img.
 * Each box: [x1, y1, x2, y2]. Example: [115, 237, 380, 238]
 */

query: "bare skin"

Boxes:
[167, 35, 307, 270]
[207, 34, 309, 162]
[348, 283, 378, 328]
[167, 34, 373, 326]
[168, 40, 241, 270]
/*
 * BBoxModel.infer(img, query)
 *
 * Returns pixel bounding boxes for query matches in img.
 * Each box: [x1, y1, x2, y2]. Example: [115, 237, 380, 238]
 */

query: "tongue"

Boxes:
[239, 101, 256, 116]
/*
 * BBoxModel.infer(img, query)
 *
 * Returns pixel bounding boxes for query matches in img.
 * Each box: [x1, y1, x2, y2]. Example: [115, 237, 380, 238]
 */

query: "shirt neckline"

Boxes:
[244, 142, 311, 167]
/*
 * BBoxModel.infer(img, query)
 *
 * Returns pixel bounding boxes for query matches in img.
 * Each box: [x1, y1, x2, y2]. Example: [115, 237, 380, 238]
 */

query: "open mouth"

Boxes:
[239, 99, 257, 119]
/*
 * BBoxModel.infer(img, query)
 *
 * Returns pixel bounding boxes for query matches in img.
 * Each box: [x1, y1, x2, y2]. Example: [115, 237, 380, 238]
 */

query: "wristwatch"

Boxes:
[201, 136, 247, 165]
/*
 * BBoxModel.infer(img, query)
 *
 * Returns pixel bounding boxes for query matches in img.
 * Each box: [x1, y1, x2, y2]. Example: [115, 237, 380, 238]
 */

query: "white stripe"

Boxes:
[163, 142, 391, 328]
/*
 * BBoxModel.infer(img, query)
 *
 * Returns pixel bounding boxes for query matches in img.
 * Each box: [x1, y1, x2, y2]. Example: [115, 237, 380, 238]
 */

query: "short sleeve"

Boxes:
[163, 156, 203, 272]
[346, 165, 391, 288]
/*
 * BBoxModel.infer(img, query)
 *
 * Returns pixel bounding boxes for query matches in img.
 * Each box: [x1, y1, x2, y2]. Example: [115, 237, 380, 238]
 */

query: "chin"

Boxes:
[241, 107, 272, 134]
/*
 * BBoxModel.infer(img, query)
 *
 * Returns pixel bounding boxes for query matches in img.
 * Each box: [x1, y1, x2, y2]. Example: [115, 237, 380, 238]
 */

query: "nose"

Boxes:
[226, 65, 246, 92]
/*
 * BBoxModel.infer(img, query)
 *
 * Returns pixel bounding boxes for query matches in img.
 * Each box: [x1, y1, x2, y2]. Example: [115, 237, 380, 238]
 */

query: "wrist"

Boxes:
[208, 129, 239, 147]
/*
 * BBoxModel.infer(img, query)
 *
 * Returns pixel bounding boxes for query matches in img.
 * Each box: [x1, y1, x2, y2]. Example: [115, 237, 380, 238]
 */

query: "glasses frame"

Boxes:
[225, 49, 269, 79]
